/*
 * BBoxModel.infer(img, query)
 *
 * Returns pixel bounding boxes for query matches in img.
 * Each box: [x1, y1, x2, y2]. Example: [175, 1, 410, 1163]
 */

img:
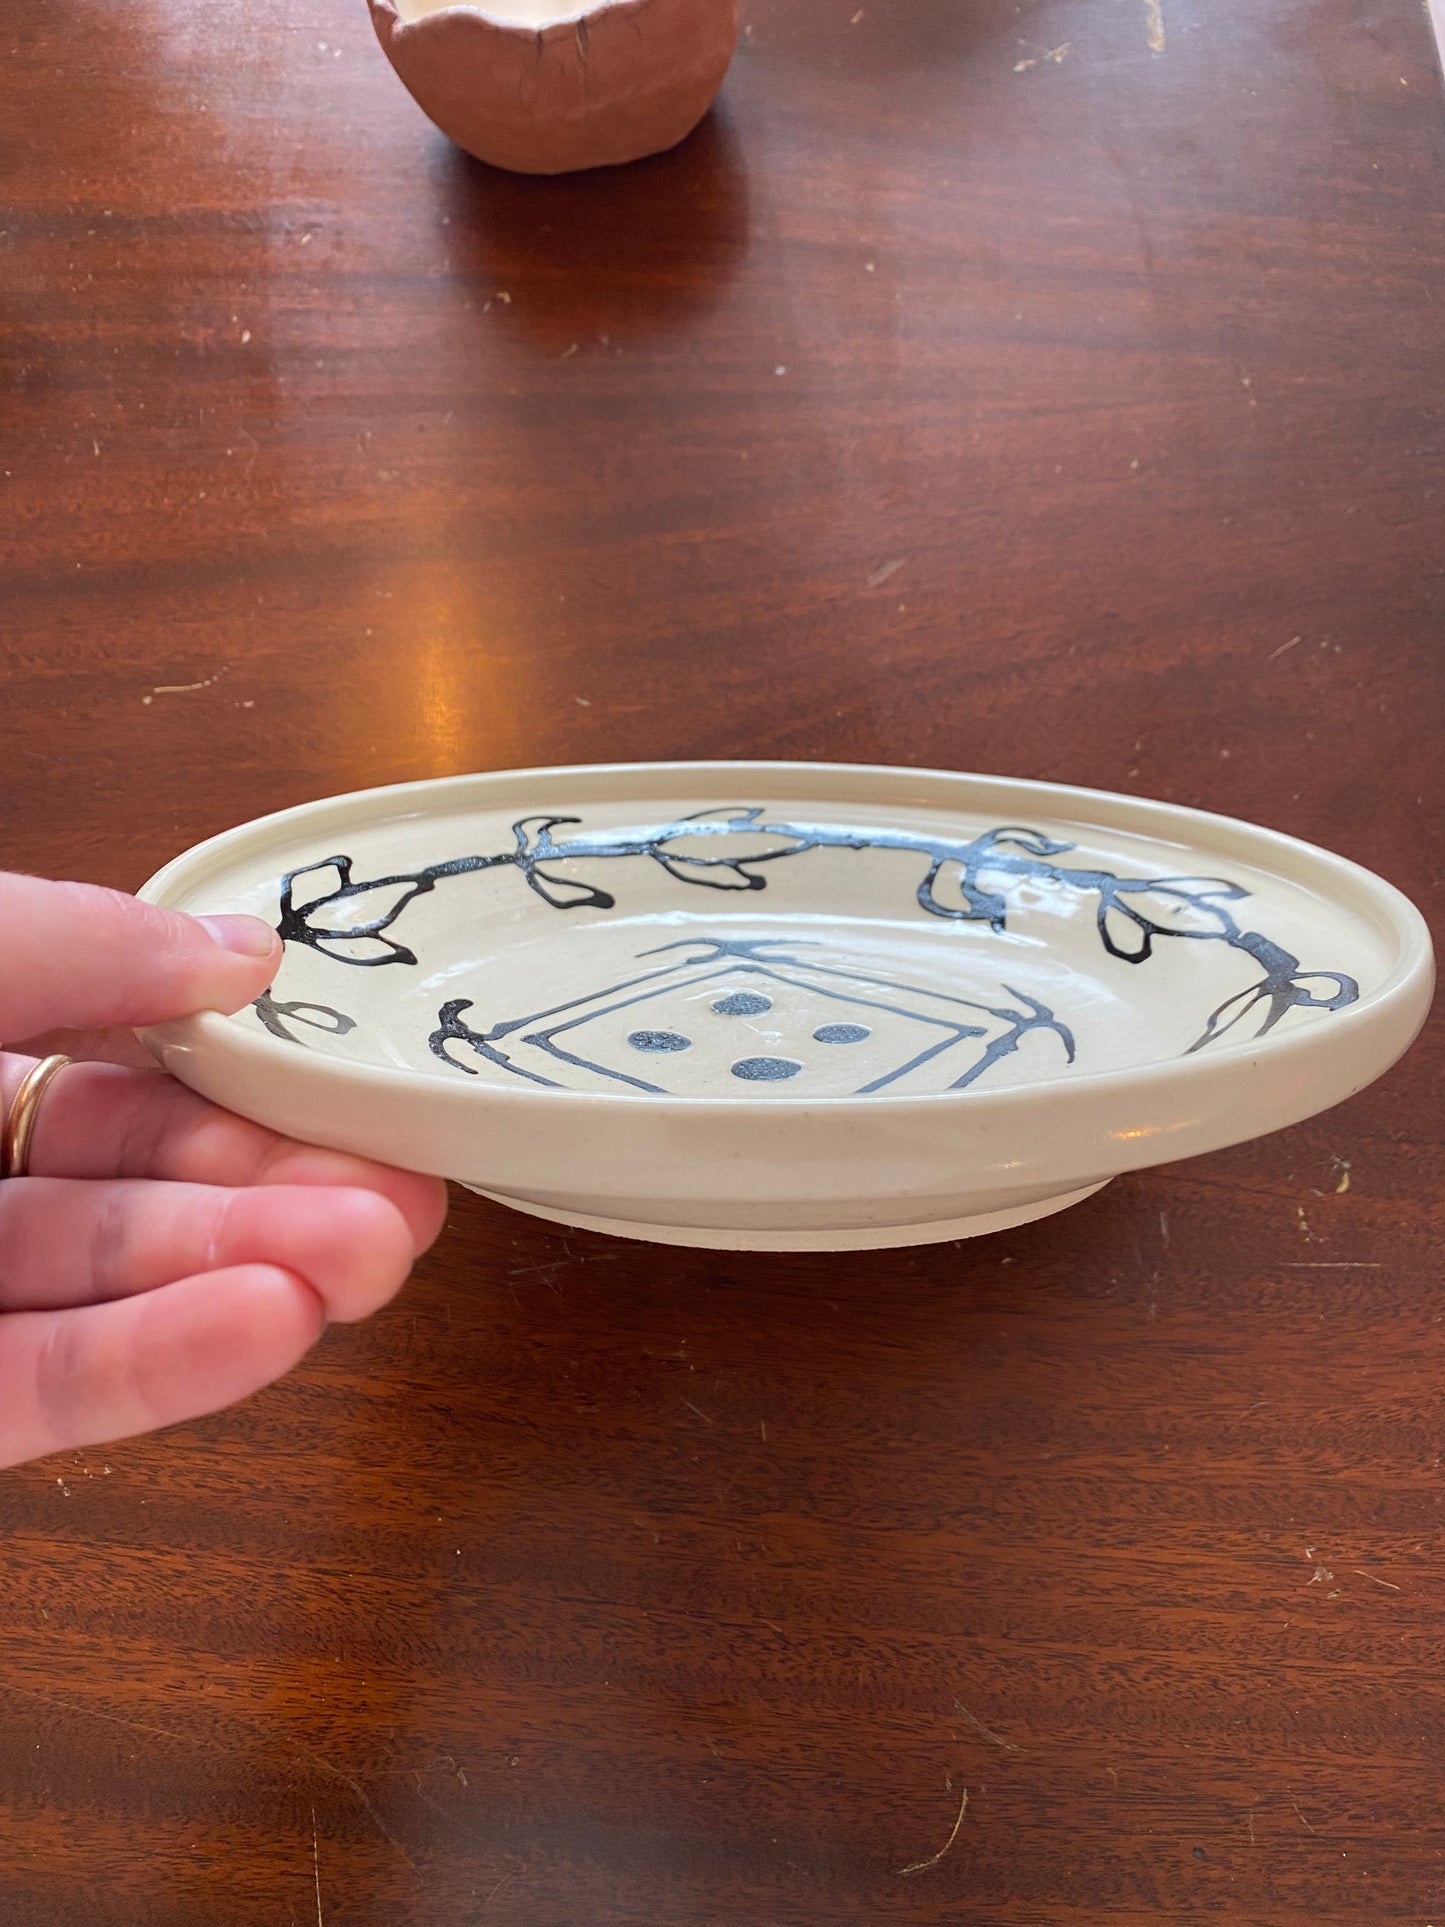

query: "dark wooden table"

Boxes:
[3, 1, 1443, 1920]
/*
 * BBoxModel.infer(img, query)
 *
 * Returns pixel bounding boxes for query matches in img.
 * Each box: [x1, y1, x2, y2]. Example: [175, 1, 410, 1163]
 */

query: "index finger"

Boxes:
[0, 871, 280, 1044]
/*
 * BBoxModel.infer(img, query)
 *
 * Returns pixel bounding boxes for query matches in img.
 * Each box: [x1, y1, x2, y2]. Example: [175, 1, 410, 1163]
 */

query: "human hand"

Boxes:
[0, 871, 448, 1470]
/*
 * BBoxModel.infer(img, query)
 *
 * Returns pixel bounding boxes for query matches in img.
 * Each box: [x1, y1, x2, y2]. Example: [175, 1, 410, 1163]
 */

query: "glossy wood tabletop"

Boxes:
[3, 0, 1443, 1921]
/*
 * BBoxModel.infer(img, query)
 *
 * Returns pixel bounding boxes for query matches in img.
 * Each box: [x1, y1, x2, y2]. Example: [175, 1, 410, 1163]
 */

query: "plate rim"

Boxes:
[137, 759, 1435, 1112]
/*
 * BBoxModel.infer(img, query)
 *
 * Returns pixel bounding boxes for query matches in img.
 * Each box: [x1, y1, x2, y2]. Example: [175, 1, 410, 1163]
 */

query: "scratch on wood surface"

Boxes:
[1270, 635, 1302, 659]
[1226, 1397, 1272, 1431]
[153, 668, 227, 695]
[311, 1809, 324, 1926]
[283, 1740, 408, 1854]
[954, 1701, 1018, 1751]
[410, 1779, 454, 1825]
[867, 558, 903, 587]
[1353, 1568, 1402, 1592]
[1144, 0, 1165, 50]
[6, 1683, 411, 1861]
[1288, 1789, 1317, 1833]
[1282, 1262, 1380, 1269]
[294, 1735, 420, 1857]
[680, 1397, 714, 1425]
[898, 1787, 969, 1875]
[9, 1683, 203, 1755]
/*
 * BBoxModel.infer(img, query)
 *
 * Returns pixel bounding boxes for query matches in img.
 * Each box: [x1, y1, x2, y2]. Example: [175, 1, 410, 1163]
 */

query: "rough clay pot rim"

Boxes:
[378, 0, 656, 37]
[137, 758, 1436, 1116]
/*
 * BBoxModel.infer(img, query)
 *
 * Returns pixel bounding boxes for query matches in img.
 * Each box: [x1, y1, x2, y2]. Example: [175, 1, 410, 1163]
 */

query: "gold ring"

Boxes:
[1, 1054, 72, 1180]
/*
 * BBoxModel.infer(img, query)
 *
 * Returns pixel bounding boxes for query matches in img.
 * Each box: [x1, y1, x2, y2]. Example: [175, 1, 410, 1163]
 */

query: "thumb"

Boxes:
[0, 872, 280, 1044]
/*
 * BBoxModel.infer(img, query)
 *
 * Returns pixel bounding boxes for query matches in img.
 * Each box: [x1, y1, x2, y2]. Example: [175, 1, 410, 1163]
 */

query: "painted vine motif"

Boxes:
[251, 808, 1359, 1074]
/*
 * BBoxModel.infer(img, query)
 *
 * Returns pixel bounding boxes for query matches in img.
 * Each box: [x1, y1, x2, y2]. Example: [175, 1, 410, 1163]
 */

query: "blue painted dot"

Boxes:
[628, 1029, 691, 1053]
[814, 1023, 871, 1044]
[731, 1056, 802, 1082]
[712, 991, 773, 1017]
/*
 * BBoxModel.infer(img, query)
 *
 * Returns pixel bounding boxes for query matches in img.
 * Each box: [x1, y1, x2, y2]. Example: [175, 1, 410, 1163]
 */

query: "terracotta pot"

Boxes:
[368, 0, 739, 176]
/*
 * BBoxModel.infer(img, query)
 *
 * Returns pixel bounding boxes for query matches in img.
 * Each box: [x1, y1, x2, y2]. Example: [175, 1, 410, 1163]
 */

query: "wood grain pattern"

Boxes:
[1, 0, 1442, 1920]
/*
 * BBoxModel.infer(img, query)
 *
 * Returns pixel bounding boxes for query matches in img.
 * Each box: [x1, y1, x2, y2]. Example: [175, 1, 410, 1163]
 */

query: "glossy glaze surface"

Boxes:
[136, 763, 1430, 1244]
[142, 765, 1408, 1095]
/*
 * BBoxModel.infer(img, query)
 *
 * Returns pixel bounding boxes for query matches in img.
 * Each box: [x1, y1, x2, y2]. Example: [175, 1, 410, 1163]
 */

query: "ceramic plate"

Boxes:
[137, 762, 1433, 1249]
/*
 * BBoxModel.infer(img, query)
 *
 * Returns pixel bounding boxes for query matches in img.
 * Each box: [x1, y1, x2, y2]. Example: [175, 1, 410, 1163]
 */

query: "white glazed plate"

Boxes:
[137, 762, 1434, 1249]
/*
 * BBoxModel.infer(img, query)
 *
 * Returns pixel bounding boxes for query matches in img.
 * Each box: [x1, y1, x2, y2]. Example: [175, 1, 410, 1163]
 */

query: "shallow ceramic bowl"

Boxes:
[137, 762, 1433, 1250]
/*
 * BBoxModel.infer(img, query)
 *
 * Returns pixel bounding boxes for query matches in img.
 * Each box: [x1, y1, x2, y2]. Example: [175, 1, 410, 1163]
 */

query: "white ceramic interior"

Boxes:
[137, 762, 1433, 1250]
[396, 0, 594, 24]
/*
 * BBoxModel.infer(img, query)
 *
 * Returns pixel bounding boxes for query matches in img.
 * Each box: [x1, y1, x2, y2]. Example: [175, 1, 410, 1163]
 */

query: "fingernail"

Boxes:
[198, 913, 279, 958]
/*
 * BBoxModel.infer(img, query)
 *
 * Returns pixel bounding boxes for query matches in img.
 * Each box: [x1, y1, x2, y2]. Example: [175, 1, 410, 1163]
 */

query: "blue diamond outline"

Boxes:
[511, 961, 987, 1094]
